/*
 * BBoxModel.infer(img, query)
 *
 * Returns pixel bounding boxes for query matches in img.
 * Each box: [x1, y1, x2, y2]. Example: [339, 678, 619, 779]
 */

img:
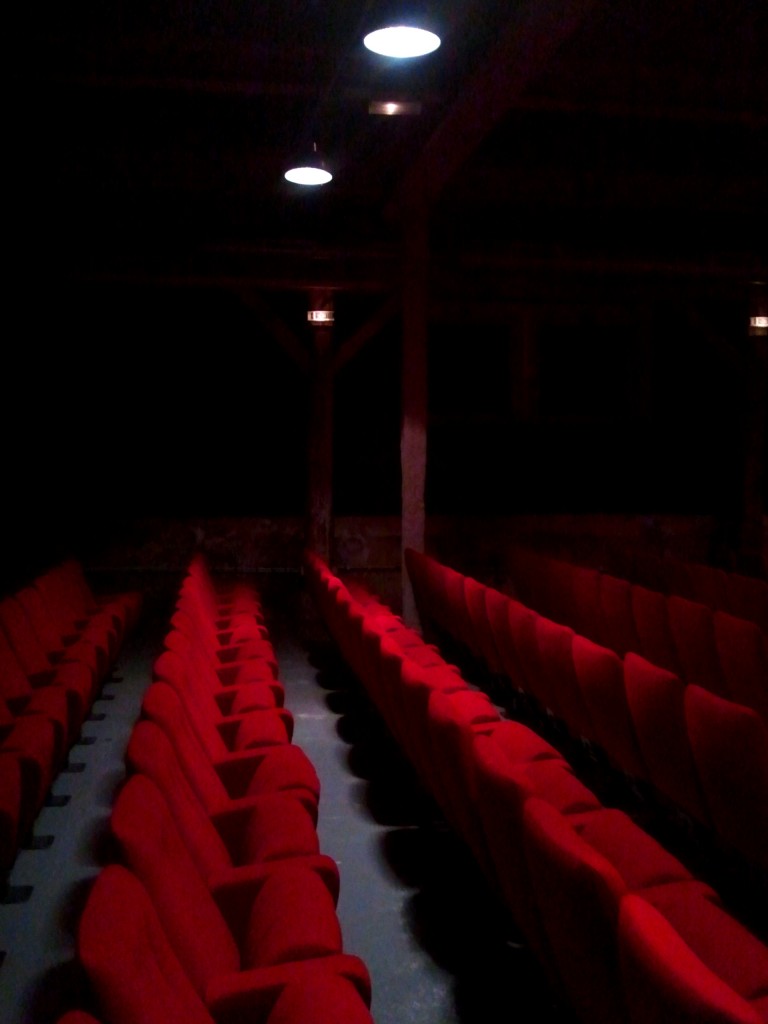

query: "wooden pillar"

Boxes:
[307, 289, 335, 561]
[401, 212, 429, 625]
[741, 284, 768, 573]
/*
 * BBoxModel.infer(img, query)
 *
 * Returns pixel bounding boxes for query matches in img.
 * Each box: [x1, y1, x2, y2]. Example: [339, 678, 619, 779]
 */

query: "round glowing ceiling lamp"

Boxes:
[284, 143, 332, 186]
[363, 25, 441, 58]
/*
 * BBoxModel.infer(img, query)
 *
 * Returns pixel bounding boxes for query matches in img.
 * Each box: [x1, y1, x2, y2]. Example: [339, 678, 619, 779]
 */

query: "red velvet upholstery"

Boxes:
[567, 808, 694, 892]
[0, 609, 90, 733]
[483, 589, 529, 692]
[567, 564, 601, 642]
[59, 559, 141, 633]
[713, 612, 768, 724]
[110, 776, 342, 996]
[79, 865, 214, 1024]
[623, 653, 709, 824]
[463, 577, 505, 675]
[684, 563, 730, 612]
[126, 721, 320, 880]
[17, 585, 110, 680]
[630, 585, 681, 675]
[725, 573, 768, 633]
[309, 548, 768, 1024]
[597, 573, 640, 656]
[152, 647, 292, 750]
[0, 631, 73, 749]
[685, 684, 768, 870]
[140, 682, 320, 811]
[171, 604, 277, 672]
[668, 595, 727, 696]
[523, 797, 627, 1024]
[424, 688, 499, 873]
[153, 648, 281, 714]
[0, 711, 60, 823]
[571, 635, 646, 779]
[636, 884, 768, 1021]
[534, 617, 595, 741]
[0, 596, 96, 694]
[266, 971, 374, 1024]
[618, 894, 765, 1024]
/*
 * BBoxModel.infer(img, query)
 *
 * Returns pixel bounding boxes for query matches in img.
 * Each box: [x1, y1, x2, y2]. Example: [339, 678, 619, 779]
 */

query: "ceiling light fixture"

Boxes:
[369, 100, 423, 116]
[749, 281, 767, 337]
[284, 143, 332, 186]
[363, 25, 441, 58]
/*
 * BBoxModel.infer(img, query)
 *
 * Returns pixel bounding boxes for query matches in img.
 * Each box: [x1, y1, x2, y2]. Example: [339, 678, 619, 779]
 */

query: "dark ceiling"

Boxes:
[10, 0, 767, 293]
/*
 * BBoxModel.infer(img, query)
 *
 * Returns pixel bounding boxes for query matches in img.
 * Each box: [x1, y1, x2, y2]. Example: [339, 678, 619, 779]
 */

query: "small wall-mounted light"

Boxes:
[749, 281, 767, 337]
[307, 310, 335, 324]
[369, 100, 422, 116]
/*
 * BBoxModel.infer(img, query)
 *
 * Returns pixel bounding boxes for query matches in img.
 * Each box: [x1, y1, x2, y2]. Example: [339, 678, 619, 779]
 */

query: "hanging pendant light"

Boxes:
[285, 143, 332, 186]
[363, 4, 441, 58]
[363, 24, 441, 58]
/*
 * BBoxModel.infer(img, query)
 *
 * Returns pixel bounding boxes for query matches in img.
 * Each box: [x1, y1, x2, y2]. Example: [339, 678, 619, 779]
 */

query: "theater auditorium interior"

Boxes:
[2, 1, 768, 1022]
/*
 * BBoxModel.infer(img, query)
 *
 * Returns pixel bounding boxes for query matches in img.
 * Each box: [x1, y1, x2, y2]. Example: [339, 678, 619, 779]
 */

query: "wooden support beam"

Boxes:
[390, 0, 597, 214]
[307, 289, 335, 560]
[741, 286, 768, 572]
[236, 288, 311, 373]
[333, 294, 401, 374]
[401, 215, 429, 626]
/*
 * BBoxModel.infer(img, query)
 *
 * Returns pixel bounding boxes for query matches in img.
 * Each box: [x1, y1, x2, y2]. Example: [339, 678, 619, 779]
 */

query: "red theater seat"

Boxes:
[125, 721, 320, 879]
[685, 685, 768, 871]
[725, 573, 768, 633]
[78, 865, 371, 1024]
[533, 616, 595, 741]
[567, 564, 601, 642]
[39, 561, 140, 644]
[484, 589, 529, 692]
[623, 654, 709, 824]
[630, 585, 681, 675]
[0, 631, 73, 751]
[0, 702, 61, 826]
[597, 573, 640, 656]
[571, 635, 646, 779]
[140, 682, 319, 814]
[17, 585, 111, 679]
[462, 576, 499, 667]
[668, 595, 727, 696]
[618, 895, 766, 1024]
[713, 612, 768, 724]
[153, 648, 282, 716]
[0, 601, 93, 730]
[110, 777, 343, 997]
[522, 797, 627, 1024]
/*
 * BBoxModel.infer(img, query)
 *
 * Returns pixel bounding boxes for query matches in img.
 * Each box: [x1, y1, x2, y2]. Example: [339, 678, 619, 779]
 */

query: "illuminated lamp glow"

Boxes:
[284, 165, 332, 186]
[363, 26, 441, 58]
[308, 310, 334, 324]
[369, 100, 422, 116]
[751, 316, 768, 330]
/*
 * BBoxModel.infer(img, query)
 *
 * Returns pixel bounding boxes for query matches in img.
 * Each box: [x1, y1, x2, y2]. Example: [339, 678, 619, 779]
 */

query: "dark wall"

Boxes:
[2, 278, 761, 591]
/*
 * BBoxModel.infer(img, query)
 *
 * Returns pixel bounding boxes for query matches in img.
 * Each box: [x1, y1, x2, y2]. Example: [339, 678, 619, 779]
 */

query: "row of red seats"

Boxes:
[68, 554, 374, 1024]
[0, 560, 141, 875]
[503, 545, 768, 724]
[599, 545, 768, 634]
[406, 548, 768, 875]
[305, 549, 768, 1024]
